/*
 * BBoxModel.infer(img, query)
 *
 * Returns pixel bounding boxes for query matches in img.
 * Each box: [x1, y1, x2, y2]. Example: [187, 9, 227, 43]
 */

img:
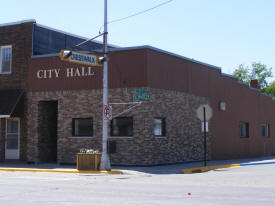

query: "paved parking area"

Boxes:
[0, 158, 275, 206]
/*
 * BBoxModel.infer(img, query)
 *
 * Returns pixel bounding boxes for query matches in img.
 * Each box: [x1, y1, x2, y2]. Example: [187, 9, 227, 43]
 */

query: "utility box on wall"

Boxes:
[108, 140, 117, 154]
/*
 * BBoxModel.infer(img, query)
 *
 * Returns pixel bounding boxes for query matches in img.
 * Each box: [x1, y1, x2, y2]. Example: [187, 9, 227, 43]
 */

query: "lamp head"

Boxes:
[61, 50, 72, 59]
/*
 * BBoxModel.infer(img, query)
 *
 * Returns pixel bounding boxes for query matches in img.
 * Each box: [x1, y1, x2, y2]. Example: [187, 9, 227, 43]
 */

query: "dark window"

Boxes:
[261, 124, 269, 138]
[111, 117, 133, 137]
[72, 118, 93, 137]
[239, 122, 249, 138]
[154, 118, 166, 137]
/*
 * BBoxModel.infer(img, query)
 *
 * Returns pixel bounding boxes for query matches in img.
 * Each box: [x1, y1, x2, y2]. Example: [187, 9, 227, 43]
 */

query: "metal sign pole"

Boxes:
[100, 0, 111, 171]
[203, 106, 207, 167]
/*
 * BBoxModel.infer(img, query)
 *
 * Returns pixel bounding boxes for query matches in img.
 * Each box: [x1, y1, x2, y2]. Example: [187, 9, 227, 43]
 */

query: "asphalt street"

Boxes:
[0, 162, 275, 206]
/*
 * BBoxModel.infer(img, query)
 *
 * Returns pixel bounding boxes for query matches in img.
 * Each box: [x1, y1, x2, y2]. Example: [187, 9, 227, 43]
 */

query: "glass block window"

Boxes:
[239, 122, 249, 138]
[154, 118, 166, 137]
[261, 124, 269, 138]
[0, 45, 12, 74]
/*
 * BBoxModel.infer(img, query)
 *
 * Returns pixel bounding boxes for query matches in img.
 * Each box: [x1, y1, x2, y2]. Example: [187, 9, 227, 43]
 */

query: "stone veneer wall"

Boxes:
[27, 87, 210, 165]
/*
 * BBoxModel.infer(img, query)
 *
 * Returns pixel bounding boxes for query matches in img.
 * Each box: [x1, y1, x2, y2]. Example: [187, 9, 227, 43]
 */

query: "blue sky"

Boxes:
[1, 0, 275, 76]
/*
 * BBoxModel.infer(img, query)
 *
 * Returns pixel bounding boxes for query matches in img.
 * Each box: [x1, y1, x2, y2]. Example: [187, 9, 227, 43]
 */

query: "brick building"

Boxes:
[0, 20, 274, 165]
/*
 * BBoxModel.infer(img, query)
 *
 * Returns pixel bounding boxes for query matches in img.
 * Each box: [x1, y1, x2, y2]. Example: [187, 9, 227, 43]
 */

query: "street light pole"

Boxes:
[100, 0, 111, 171]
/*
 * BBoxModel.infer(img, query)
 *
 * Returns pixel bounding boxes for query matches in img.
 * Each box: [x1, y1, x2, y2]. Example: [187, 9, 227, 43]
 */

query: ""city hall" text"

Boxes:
[37, 67, 95, 79]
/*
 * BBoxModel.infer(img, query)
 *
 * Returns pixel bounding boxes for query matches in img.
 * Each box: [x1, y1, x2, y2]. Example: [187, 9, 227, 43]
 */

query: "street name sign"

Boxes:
[59, 50, 102, 67]
[133, 89, 149, 100]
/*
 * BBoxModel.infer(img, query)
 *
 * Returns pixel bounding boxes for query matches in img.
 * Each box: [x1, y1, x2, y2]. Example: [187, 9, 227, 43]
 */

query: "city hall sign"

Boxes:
[36, 67, 95, 79]
[36, 51, 101, 79]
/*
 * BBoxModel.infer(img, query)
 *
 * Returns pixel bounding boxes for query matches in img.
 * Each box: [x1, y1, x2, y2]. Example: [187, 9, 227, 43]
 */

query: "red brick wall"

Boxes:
[0, 22, 33, 161]
[146, 48, 275, 160]
[28, 49, 148, 92]
[0, 22, 33, 89]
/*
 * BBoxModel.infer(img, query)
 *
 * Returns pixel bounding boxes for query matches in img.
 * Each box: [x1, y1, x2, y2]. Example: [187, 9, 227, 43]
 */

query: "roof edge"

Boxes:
[0, 115, 10, 118]
[109, 45, 221, 70]
[0, 19, 36, 27]
[221, 73, 238, 80]
[31, 53, 59, 58]
[236, 79, 275, 100]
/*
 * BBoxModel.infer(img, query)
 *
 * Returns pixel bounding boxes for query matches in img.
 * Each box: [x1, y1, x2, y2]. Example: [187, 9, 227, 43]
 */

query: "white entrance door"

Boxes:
[5, 118, 20, 159]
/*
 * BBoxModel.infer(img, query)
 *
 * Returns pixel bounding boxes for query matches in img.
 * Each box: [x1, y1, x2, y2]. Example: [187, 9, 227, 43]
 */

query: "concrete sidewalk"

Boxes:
[0, 156, 275, 175]
[114, 156, 275, 175]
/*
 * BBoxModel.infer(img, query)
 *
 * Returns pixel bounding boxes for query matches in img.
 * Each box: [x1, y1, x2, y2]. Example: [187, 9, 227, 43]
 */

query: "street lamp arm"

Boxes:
[72, 32, 107, 49]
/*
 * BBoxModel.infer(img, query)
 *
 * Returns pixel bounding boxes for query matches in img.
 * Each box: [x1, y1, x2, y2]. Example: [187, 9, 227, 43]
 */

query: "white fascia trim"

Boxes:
[31, 51, 93, 59]
[69, 136, 94, 139]
[109, 45, 221, 70]
[31, 50, 101, 58]
[35, 23, 119, 48]
[0, 115, 10, 118]
[261, 93, 271, 98]
[223, 74, 274, 100]
[32, 45, 221, 71]
[0, 19, 36, 27]
[248, 86, 260, 91]
[238, 81, 249, 87]
[221, 73, 238, 79]
[31, 53, 59, 58]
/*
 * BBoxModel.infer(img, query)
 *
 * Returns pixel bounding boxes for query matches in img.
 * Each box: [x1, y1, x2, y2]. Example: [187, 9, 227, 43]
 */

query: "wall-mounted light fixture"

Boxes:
[219, 101, 226, 111]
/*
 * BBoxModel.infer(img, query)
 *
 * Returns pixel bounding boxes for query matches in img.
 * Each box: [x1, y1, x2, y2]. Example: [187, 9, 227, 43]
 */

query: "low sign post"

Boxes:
[196, 104, 213, 167]
[103, 105, 112, 120]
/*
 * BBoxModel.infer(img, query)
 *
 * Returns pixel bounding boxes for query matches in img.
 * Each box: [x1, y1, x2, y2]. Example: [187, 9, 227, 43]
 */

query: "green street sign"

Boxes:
[133, 89, 149, 100]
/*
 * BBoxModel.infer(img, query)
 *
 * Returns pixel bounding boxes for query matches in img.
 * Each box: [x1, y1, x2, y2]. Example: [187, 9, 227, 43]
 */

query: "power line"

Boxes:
[99, 0, 173, 33]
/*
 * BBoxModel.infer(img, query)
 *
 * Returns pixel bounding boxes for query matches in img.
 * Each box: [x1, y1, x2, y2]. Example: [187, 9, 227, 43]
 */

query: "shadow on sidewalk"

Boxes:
[0, 162, 76, 170]
[113, 156, 275, 175]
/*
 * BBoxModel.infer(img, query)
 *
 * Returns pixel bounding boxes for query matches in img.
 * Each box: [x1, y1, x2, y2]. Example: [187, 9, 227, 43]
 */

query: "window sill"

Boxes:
[155, 136, 167, 138]
[109, 136, 133, 139]
[69, 136, 94, 139]
[0, 72, 11, 75]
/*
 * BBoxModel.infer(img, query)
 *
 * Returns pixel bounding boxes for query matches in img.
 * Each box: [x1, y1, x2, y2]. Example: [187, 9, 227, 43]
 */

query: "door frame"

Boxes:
[5, 118, 20, 160]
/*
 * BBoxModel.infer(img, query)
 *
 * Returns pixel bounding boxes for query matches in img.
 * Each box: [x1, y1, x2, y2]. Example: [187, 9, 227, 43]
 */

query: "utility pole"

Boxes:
[100, 0, 111, 171]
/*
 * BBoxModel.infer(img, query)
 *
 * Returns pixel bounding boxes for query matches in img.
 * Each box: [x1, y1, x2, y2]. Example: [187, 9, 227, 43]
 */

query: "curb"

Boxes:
[240, 161, 275, 166]
[181, 164, 240, 174]
[0, 168, 122, 174]
[182, 160, 275, 174]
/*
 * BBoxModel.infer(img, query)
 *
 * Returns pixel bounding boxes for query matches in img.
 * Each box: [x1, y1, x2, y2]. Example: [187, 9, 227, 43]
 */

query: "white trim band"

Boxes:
[0, 115, 10, 118]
